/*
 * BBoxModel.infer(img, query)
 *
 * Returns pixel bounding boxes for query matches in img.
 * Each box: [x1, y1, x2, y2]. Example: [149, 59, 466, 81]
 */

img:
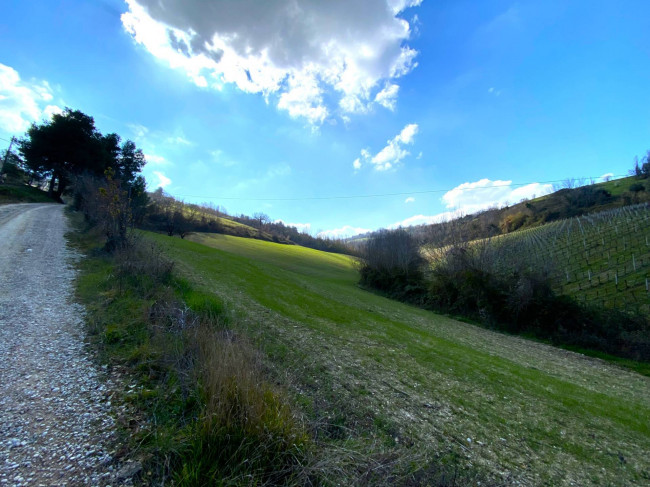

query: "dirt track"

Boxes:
[0, 204, 119, 486]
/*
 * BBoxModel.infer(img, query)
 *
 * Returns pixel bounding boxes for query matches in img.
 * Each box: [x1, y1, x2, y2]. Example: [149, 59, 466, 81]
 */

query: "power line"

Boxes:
[166, 174, 629, 202]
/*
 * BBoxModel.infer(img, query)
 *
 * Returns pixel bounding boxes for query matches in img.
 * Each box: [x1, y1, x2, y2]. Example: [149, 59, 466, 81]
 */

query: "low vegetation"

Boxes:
[71, 219, 308, 485]
[154, 231, 650, 486]
[358, 204, 650, 362]
[0, 160, 56, 203]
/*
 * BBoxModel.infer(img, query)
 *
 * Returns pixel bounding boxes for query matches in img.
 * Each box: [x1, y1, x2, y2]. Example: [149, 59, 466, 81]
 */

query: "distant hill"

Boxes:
[143, 190, 353, 255]
[352, 175, 650, 248]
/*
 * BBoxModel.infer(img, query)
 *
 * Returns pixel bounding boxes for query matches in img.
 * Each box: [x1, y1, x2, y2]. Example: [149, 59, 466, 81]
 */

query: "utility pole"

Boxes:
[1, 136, 16, 175]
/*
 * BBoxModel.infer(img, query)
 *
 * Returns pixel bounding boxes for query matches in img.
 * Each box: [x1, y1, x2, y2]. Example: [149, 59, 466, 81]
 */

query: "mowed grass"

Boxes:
[149, 231, 650, 486]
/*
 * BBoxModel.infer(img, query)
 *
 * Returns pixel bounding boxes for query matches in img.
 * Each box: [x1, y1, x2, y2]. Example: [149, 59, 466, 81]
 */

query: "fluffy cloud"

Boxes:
[144, 153, 168, 165]
[354, 122, 418, 171]
[389, 178, 554, 230]
[374, 83, 400, 110]
[442, 178, 553, 213]
[404, 196, 415, 203]
[318, 225, 370, 239]
[121, 0, 421, 124]
[151, 171, 172, 189]
[0, 63, 62, 134]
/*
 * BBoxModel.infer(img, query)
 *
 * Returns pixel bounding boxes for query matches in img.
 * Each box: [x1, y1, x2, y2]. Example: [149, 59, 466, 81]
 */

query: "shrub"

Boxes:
[629, 182, 645, 193]
[425, 240, 650, 361]
[359, 229, 428, 302]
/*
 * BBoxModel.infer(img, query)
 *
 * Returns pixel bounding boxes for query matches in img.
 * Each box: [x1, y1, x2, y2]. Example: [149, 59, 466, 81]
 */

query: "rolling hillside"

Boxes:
[493, 203, 650, 314]
[349, 175, 650, 250]
[144, 231, 650, 486]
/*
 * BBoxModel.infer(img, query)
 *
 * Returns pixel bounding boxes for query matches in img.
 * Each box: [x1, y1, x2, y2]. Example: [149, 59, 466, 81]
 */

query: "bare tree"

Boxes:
[252, 212, 270, 231]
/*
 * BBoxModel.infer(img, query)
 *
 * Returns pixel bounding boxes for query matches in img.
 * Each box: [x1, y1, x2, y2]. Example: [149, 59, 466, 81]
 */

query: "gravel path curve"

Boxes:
[0, 204, 121, 486]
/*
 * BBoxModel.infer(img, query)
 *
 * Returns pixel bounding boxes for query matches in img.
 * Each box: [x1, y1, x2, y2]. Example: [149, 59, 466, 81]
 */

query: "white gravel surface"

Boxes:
[0, 204, 125, 486]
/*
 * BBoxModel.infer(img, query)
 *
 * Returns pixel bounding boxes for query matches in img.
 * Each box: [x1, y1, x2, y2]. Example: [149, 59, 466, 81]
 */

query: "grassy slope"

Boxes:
[152, 232, 649, 486]
[218, 216, 276, 240]
[0, 183, 55, 203]
[597, 175, 638, 196]
[179, 204, 279, 241]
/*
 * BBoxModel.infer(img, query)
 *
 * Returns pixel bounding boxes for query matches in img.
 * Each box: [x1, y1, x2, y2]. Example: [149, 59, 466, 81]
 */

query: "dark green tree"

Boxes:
[18, 108, 104, 200]
[117, 139, 146, 184]
[18, 108, 148, 206]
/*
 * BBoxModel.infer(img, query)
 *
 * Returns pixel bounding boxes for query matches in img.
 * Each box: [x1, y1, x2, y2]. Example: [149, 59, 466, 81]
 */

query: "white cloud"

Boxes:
[352, 158, 362, 170]
[317, 225, 370, 239]
[600, 172, 614, 181]
[151, 171, 172, 189]
[405, 196, 415, 203]
[275, 219, 311, 233]
[374, 83, 399, 110]
[144, 153, 168, 165]
[0, 63, 62, 134]
[355, 122, 419, 171]
[43, 105, 64, 119]
[442, 178, 553, 214]
[121, 0, 421, 125]
[396, 122, 418, 143]
[389, 178, 554, 231]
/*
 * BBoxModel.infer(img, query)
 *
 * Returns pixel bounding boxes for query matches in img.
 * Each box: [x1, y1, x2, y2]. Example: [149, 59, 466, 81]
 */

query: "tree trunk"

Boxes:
[52, 173, 66, 202]
[48, 174, 56, 197]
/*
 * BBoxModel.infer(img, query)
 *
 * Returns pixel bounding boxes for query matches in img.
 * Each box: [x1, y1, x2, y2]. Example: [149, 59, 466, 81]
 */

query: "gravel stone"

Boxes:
[0, 204, 127, 486]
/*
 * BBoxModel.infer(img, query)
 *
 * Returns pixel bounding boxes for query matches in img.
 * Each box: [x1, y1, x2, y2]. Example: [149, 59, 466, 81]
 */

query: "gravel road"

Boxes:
[0, 204, 123, 486]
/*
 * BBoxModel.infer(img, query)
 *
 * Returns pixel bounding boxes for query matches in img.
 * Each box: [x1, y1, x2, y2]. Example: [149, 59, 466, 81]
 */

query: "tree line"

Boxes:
[9, 108, 353, 255]
[142, 189, 354, 255]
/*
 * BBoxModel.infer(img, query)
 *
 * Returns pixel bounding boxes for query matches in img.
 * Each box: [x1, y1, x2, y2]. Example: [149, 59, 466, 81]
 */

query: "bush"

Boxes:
[359, 229, 428, 302]
[629, 182, 645, 193]
[73, 171, 139, 252]
[73, 222, 308, 485]
[360, 227, 650, 361]
[425, 240, 650, 361]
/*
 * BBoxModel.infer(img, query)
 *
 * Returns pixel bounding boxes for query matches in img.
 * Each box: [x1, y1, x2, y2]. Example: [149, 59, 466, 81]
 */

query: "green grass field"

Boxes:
[147, 231, 650, 486]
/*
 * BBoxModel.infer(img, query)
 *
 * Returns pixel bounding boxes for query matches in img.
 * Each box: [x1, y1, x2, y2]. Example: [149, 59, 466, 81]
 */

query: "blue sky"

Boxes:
[1, 0, 649, 237]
